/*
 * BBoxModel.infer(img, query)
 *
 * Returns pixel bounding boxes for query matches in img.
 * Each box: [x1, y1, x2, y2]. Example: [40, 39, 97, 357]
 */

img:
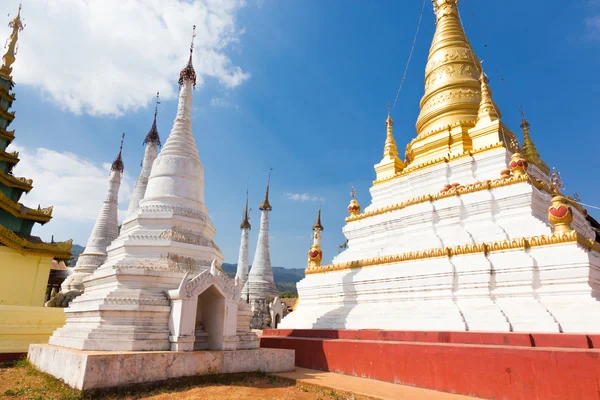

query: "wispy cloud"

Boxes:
[210, 97, 239, 109]
[586, 15, 600, 39]
[285, 192, 325, 202]
[0, 0, 250, 116]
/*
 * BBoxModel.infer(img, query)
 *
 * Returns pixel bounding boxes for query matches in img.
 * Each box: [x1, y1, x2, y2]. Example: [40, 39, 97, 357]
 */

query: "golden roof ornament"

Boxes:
[111, 133, 125, 173]
[143, 92, 161, 147]
[383, 102, 400, 159]
[179, 25, 197, 88]
[240, 189, 251, 230]
[1, 2, 25, 78]
[348, 186, 360, 217]
[520, 112, 549, 175]
[476, 70, 499, 124]
[259, 168, 273, 211]
[548, 195, 573, 234]
[508, 152, 528, 178]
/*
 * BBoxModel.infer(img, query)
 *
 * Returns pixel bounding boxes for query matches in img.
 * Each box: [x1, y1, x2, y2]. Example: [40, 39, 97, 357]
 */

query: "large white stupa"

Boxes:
[281, 0, 600, 333]
[47, 31, 253, 352]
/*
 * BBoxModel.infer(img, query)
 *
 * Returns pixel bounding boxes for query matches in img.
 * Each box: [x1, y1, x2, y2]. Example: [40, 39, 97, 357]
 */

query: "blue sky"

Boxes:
[2, 0, 600, 269]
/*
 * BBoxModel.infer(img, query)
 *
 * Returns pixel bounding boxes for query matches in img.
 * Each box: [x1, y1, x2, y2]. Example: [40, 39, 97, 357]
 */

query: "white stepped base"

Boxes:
[28, 344, 295, 390]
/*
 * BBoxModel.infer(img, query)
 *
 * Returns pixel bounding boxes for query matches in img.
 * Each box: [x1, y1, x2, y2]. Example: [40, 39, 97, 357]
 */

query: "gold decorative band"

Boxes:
[349, 172, 581, 223]
[373, 142, 506, 186]
[306, 231, 599, 275]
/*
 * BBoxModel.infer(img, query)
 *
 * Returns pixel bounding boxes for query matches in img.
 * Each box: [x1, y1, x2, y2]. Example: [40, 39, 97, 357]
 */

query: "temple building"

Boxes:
[242, 174, 285, 328]
[280, 0, 600, 333]
[61, 135, 125, 293]
[0, 3, 72, 358]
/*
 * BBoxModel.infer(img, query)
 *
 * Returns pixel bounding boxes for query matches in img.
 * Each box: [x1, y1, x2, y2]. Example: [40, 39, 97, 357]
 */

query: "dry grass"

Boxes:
[0, 360, 366, 400]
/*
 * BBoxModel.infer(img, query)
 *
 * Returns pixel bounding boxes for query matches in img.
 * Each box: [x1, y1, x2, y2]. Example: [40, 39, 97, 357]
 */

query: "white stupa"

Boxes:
[281, 0, 600, 333]
[235, 190, 251, 283]
[126, 92, 162, 218]
[243, 174, 278, 301]
[49, 32, 240, 351]
[61, 135, 125, 292]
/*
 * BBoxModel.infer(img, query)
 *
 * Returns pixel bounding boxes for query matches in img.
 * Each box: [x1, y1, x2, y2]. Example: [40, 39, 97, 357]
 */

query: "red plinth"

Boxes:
[260, 329, 600, 400]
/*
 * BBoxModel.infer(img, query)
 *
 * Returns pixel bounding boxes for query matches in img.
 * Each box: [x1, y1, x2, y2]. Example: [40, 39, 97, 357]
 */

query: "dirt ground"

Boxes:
[0, 360, 369, 400]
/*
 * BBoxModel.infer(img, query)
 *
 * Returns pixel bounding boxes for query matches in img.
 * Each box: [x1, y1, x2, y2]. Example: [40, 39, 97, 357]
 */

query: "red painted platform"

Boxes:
[260, 329, 600, 400]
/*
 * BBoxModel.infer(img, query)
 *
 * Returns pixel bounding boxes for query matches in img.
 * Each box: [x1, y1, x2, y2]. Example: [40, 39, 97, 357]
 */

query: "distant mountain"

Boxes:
[222, 263, 303, 295]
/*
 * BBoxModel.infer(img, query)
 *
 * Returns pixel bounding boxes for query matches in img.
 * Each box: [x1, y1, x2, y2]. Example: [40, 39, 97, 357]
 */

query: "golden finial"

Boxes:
[259, 168, 272, 211]
[548, 195, 573, 234]
[240, 187, 251, 230]
[476, 70, 499, 124]
[111, 133, 125, 173]
[383, 102, 399, 159]
[313, 207, 323, 232]
[179, 25, 197, 88]
[348, 186, 360, 217]
[1, 1, 25, 78]
[144, 92, 161, 147]
[520, 111, 549, 175]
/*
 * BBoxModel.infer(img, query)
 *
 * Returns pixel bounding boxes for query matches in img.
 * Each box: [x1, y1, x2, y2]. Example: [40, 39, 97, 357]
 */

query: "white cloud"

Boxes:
[9, 144, 134, 243]
[0, 0, 250, 116]
[285, 192, 325, 202]
[586, 16, 600, 39]
[210, 97, 239, 108]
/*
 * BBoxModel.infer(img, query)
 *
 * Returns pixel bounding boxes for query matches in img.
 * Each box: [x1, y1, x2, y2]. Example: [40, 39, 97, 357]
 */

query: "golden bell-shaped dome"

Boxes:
[415, 0, 482, 138]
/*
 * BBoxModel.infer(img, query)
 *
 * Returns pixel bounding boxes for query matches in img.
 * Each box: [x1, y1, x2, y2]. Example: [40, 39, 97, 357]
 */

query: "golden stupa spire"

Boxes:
[520, 112, 549, 175]
[383, 102, 400, 159]
[1, 2, 25, 78]
[415, 0, 482, 138]
[375, 104, 406, 181]
[475, 70, 499, 124]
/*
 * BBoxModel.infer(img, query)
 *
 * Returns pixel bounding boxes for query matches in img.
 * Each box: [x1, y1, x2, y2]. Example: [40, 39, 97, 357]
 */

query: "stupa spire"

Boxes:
[179, 25, 197, 88]
[62, 134, 125, 291]
[111, 133, 125, 173]
[475, 70, 499, 125]
[259, 169, 272, 211]
[236, 188, 251, 282]
[375, 105, 405, 181]
[244, 170, 278, 301]
[520, 112, 549, 175]
[415, 0, 481, 137]
[126, 93, 162, 218]
[1, 2, 24, 78]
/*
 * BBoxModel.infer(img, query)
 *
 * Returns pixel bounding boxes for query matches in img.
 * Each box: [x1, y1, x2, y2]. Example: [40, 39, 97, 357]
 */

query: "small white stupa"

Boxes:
[126, 92, 162, 218]
[61, 134, 125, 292]
[235, 190, 251, 283]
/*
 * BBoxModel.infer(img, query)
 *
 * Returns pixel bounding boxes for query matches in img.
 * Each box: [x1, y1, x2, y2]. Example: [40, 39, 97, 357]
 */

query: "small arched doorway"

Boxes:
[194, 285, 226, 350]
